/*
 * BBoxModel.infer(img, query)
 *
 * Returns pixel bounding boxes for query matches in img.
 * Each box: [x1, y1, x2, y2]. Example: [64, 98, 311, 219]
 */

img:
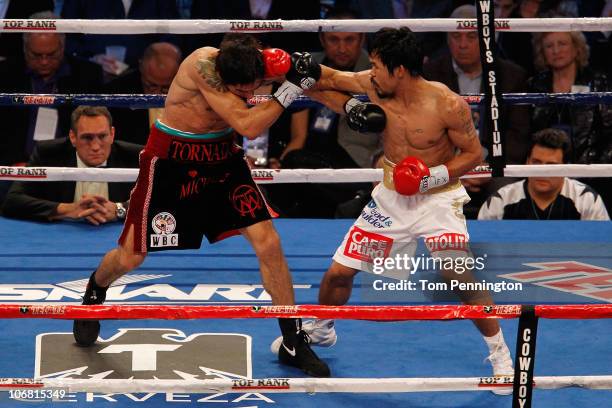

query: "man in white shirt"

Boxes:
[479, 128, 610, 220]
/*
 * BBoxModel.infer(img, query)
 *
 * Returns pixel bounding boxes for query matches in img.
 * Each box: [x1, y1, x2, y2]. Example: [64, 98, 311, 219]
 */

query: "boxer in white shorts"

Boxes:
[334, 158, 471, 278]
[271, 27, 514, 391]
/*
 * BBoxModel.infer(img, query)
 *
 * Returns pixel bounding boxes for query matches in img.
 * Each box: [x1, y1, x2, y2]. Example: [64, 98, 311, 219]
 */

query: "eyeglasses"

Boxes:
[25, 48, 63, 61]
[142, 78, 171, 94]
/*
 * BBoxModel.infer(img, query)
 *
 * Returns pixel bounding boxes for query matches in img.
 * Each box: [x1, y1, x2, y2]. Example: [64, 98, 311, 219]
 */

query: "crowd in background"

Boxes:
[0, 0, 611, 222]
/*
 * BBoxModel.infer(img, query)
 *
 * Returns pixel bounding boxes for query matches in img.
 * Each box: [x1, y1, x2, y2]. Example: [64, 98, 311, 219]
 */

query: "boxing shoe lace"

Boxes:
[485, 342, 514, 396]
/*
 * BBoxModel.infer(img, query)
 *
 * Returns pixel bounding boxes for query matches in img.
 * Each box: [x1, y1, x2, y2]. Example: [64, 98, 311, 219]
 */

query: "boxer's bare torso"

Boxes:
[161, 47, 264, 135]
[316, 58, 482, 177]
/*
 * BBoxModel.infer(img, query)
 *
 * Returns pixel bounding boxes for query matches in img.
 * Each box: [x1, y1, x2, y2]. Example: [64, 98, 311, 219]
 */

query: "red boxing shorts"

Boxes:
[119, 120, 272, 253]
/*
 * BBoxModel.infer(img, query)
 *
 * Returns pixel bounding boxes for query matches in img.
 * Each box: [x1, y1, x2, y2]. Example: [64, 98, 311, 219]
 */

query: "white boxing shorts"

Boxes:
[333, 181, 471, 279]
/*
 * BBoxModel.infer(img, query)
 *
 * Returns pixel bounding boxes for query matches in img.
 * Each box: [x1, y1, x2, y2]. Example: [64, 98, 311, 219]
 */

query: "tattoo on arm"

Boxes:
[196, 56, 226, 92]
[458, 104, 478, 140]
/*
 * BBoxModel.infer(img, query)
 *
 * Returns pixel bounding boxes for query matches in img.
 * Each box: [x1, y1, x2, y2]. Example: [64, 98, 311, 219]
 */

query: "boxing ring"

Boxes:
[0, 219, 611, 407]
[1, 8, 612, 408]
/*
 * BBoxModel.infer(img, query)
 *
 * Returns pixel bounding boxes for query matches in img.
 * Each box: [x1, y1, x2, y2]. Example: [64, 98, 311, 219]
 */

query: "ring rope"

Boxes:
[4, 304, 612, 320]
[1, 375, 611, 393]
[2, 12, 610, 402]
[1, 164, 611, 183]
[3, 92, 612, 109]
[2, 17, 612, 34]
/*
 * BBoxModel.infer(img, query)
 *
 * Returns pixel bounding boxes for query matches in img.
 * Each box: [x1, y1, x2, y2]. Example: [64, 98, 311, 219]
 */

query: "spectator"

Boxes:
[106, 42, 182, 145]
[0, 0, 54, 61]
[306, 7, 376, 170]
[61, 0, 180, 75]
[274, 7, 377, 218]
[494, 0, 518, 18]
[528, 23, 612, 164]
[1, 106, 142, 223]
[497, 0, 564, 77]
[529, 20, 612, 212]
[423, 4, 531, 218]
[478, 128, 609, 220]
[0, 11, 104, 166]
[584, 0, 612, 77]
[337, 0, 414, 18]
[187, 0, 321, 54]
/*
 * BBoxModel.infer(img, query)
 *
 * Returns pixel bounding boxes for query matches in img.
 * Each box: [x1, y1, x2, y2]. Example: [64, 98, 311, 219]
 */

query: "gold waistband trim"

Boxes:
[382, 157, 461, 194]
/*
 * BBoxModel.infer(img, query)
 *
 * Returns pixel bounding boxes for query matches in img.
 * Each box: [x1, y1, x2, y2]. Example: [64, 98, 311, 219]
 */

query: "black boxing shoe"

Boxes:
[278, 330, 331, 377]
[73, 272, 107, 347]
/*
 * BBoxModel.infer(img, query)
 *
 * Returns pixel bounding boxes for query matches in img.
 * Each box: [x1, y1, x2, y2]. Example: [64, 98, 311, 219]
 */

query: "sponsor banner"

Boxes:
[169, 139, 234, 163]
[231, 185, 263, 218]
[13, 96, 56, 105]
[251, 305, 298, 314]
[343, 226, 393, 263]
[231, 378, 290, 391]
[478, 375, 514, 388]
[2, 19, 57, 31]
[19, 305, 66, 315]
[229, 21, 284, 31]
[180, 169, 230, 199]
[26, 328, 278, 404]
[251, 169, 276, 181]
[501, 260, 612, 302]
[512, 307, 538, 408]
[456, 19, 510, 30]
[0, 274, 311, 303]
[424, 233, 468, 252]
[150, 212, 178, 248]
[360, 200, 393, 229]
[36, 329, 251, 380]
[476, 0, 506, 175]
[0, 167, 48, 179]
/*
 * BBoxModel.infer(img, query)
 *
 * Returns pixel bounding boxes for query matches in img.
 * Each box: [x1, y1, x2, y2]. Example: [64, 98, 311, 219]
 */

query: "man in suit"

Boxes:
[0, 12, 104, 166]
[2, 106, 142, 224]
[0, 0, 54, 61]
[423, 4, 531, 217]
[106, 42, 182, 145]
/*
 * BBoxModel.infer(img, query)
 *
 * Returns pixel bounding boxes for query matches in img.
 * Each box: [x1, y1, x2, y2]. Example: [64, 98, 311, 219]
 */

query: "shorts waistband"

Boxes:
[145, 121, 240, 163]
[382, 157, 461, 194]
[155, 120, 234, 140]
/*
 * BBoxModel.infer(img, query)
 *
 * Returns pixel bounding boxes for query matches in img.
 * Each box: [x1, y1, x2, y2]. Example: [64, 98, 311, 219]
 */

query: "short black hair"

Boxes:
[368, 27, 423, 76]
[220, 33, 261, 49]
[216, 37, 264, 85]
[530, 128, 571, 163]
[325, 6, 361, 19]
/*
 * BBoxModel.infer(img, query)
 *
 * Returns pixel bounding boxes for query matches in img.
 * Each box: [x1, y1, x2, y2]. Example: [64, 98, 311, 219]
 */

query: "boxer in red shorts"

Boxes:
[72, 35, 329, 377]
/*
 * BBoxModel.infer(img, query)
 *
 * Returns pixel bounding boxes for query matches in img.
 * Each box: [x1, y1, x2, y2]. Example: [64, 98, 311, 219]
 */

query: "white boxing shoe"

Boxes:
[271, 319, 337, 354]
[486, 342, 514, 395]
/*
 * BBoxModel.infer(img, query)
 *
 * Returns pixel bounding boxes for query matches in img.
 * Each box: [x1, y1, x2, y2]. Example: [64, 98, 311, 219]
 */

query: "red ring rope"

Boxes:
[1, 304, 610, 320]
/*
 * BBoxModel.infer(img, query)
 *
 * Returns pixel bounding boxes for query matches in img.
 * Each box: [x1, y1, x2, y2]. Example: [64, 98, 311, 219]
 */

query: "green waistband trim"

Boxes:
[155, 120, 233, 139]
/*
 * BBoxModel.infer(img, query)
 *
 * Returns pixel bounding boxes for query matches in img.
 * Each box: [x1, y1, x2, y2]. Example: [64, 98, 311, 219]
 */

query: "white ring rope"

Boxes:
[0, 375, 611, 394]
[2, 18, 612, 34]
[0, 165, 611, 183]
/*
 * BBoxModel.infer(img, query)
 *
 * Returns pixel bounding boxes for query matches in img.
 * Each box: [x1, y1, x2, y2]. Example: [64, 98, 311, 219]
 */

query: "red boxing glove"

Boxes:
[262, 48, 291, 79]
[393, 157, 450, 195]
[393, 157, 430, 195]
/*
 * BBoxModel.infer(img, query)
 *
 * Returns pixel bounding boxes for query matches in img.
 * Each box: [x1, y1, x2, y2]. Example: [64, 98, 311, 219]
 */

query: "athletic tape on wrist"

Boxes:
[273, 81, 303, 108]
[344, 97, 361, 114]
[420, 165, 449, 193]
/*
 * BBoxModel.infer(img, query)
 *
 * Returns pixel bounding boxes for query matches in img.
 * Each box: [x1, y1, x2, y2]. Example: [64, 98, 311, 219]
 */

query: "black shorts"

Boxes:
[119, 124, 272, 253]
